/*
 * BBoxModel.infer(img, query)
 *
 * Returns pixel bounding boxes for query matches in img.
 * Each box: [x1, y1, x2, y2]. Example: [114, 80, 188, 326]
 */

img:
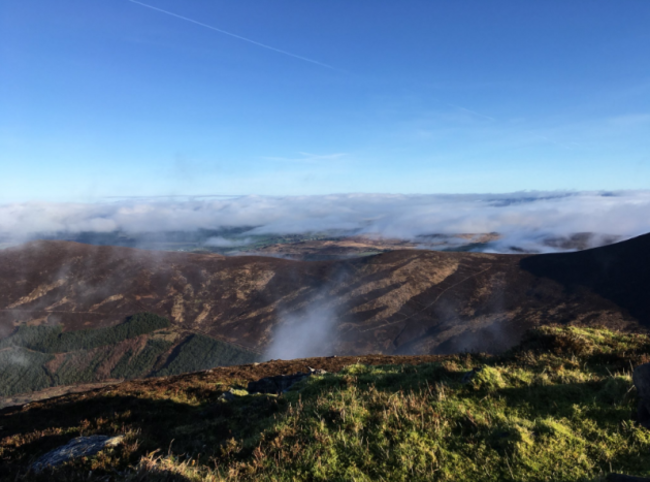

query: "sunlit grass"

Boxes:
[6, 325, 650, 481]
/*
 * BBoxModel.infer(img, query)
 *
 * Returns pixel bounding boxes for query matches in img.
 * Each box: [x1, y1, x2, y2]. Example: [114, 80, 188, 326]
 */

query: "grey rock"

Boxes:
[461, 367, 483, 384]
[32, 434, 124, 472]
[219, 391, 236, 402]
[248, 372, 309, 394]
[247, 367, 328, 395]
[633, 363, 650, 427]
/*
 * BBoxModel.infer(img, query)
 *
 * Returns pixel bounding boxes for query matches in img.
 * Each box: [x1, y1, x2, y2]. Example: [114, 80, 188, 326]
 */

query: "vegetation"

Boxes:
[154, 334, 260, 377]
[3, 325, 650, 481]
[0, 314, 258, 397]
[111, 339, 176, 380]
[0, 348, 54, 395]
[0, 313, 170, 353]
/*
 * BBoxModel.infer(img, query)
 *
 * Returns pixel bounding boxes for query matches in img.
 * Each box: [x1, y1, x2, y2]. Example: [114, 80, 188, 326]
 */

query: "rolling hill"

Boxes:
[0, 234, 648, 360]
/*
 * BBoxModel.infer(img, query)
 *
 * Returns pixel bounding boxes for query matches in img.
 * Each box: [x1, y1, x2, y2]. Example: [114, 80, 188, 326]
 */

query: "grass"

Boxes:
[3, 325, 650, 481]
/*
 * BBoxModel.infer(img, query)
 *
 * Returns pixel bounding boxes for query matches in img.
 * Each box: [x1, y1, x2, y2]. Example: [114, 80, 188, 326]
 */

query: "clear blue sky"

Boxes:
[1, 0, 649, 202]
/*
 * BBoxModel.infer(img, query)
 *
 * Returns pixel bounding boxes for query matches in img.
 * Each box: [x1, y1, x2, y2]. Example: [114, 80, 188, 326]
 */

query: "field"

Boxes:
[1, 325, 649, 481]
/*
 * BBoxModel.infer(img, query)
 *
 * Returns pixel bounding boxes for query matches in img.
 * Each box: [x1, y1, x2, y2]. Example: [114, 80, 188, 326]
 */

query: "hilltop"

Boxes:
[1, 326, 650, 481]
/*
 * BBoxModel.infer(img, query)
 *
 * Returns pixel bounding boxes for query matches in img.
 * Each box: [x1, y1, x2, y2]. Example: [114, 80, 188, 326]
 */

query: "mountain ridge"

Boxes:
[1, 234, 648, 358]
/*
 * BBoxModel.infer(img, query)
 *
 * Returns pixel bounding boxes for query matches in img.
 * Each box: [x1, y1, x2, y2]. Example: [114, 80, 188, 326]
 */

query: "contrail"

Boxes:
[127, 0, 336, 70]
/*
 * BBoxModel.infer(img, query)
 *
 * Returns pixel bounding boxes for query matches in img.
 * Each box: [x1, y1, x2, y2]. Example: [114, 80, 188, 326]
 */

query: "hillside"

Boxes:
[1, 326, 649, 481]
[1, 235, 649, 361]
[0, 313, 258, 398]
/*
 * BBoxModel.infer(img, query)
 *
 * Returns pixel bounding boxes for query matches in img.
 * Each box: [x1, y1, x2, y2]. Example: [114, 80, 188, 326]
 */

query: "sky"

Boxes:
[1, 0, 650, 203]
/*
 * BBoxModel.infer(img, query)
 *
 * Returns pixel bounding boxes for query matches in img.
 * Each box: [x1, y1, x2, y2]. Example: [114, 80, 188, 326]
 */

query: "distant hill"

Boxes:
[1, 235, 648, 365]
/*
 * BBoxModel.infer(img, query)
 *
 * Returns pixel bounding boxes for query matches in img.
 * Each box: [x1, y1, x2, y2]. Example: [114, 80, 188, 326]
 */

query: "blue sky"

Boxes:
[1, 0, 649, 202]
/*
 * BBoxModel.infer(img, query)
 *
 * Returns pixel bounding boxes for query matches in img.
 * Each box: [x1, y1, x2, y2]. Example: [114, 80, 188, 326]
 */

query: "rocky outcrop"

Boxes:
[247, 367, 327, 394]
[31, 434, 124, 472]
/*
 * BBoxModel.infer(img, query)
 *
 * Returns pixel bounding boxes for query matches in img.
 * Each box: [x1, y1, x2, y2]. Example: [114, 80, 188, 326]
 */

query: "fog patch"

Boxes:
[1, 347, 31, 367]
[264, 302, 338, 360]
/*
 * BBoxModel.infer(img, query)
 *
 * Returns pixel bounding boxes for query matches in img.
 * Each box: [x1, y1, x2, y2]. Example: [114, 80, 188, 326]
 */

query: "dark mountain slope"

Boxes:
[520, 232, 650, 323]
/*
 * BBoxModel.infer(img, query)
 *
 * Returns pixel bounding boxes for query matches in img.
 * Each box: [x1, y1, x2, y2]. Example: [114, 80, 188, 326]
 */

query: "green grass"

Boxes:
[5, 325, 650, 481]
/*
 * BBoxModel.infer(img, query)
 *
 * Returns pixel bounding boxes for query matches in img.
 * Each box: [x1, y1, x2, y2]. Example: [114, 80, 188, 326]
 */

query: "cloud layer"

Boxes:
[1, 191, 649, 253]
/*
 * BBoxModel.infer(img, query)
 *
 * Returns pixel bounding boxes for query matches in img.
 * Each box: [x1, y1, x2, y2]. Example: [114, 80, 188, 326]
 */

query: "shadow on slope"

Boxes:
[520, 232, 650, 326]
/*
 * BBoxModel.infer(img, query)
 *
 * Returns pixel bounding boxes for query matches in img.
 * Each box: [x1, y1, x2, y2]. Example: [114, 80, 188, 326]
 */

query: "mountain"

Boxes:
[1, 234, 648, 361]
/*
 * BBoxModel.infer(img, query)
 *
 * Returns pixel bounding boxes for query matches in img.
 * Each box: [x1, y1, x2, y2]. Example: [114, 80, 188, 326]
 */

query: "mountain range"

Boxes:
[1, 233, 648, 397]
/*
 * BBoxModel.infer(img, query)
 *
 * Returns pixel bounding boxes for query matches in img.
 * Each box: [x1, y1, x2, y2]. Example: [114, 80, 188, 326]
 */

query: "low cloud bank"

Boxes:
[1, 191, 650, 253]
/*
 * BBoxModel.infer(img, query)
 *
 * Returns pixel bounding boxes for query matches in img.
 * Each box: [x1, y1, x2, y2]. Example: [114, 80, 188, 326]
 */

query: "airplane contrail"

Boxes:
[127, 0, 336, 70]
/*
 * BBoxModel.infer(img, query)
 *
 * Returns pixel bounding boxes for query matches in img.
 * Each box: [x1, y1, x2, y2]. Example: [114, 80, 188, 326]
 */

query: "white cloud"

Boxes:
[1, 191, 650, 253]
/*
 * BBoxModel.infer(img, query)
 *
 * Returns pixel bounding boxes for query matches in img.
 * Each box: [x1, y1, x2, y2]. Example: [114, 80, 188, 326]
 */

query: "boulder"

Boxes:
[633, 363, 650, 427]
[31, 434, 124, 472]
[461, 367, 483, 384]
[248, 372, 310, 394]
[247, 367, 327, 395]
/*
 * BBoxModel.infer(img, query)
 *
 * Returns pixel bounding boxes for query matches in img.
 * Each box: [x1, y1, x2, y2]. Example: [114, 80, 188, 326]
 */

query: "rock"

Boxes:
[247, 367, 327, 395]
[461, 367, 483, 384]
[219, 391, 236, 402]
[248, 372, 309, 394]
[607, 474, 650, 482]
[633, 363, 650, 427]
[31, 435, 124, 472]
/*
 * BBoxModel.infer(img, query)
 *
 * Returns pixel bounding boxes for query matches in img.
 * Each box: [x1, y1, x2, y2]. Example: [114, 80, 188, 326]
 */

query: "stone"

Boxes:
[31, 435, 124, 472]
[219, 391, 236, 402]
[247, 372, 309, 394]
[633, 363, 650, 427]
[461, 367, 483, 384]
[246, 367, 327, 395]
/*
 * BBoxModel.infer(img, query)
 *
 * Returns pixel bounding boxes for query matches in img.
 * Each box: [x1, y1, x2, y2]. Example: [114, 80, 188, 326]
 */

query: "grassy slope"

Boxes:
[2, 326, 650, 481]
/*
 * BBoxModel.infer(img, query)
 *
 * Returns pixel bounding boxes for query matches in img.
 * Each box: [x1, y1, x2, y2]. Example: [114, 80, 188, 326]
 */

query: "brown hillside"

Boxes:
[1, 235, 648, 356]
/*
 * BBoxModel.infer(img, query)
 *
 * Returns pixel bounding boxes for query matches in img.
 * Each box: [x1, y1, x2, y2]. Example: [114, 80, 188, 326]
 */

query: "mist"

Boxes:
[2, 191, 650, 253]
[264, 302, 339, 360]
